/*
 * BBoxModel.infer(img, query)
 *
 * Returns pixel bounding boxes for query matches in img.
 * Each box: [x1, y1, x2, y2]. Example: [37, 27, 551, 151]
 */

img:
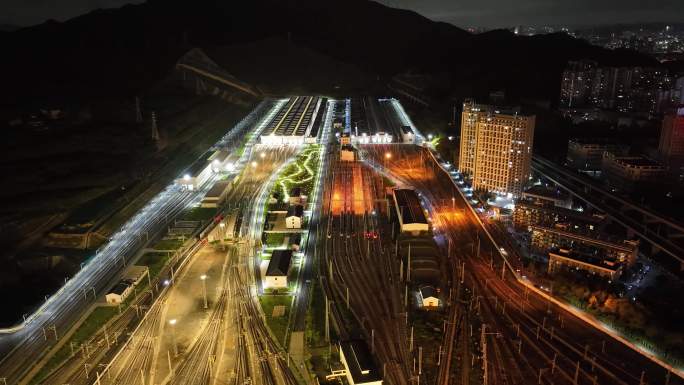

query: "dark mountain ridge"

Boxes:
[0, 0, 657, 107]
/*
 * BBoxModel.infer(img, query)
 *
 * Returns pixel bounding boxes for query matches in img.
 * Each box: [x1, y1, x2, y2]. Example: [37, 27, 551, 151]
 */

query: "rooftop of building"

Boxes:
[340, 340, 383, 384]
[522, 185, 570, 202]
[515, 200, 604, 224]
[568, 138, 625, 147]
[108, 281, 130, 295]
[209, 149, 230, 163]
[185, 150, 214, 177]
[393, 189, 427, 225]
[419, 285, 438, 299]
[205, 180, 231, 198]
[549, 248, 622, 272]
[123, 265, 148, 282]
[266, 249, 292, 276]
[531, 225, 637, 253]
[287, 204, 304, 218]
[609, 155, 664, 168]
[462, 99, 534, 117]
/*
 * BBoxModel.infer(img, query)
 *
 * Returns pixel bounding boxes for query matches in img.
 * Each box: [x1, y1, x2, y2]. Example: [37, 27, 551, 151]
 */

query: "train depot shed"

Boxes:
[339, 340, 383, 385]
[392, 188, 429, 235]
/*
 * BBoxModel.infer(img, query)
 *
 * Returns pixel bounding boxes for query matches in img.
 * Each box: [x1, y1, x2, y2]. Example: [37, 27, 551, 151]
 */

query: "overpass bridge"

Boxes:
[531, 156, 684, 272]
[175, 47, 261, 99]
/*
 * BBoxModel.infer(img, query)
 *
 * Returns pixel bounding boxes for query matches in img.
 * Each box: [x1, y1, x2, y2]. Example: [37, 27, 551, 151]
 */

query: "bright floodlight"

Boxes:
[251, 161, 258, 168]
[225, 163, 234, 172]
[183, 174, 191, 181]
[428, 134, 433, 140]
[163, 279, 170, 286]
[169, 319, 177, 325]
[200, 274, 207, 280]
[212, 159, 220, 165]
[219, 222, 225, 228]
[260, 152, 266, 159]
[385, 152, 392, 159]
[448, 136, 454, 141]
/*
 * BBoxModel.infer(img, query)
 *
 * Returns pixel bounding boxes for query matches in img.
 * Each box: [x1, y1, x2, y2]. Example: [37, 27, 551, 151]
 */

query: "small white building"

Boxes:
[286, 205, 304, 229]
[105, 265, 149, 304]
[418, 286, 440, 309]
[264, 249, 292, 289]
[105, 282, 132, 304]
[340, 144, 355, 162]
[392, 189, 429, 235]
[176, 151, 215, 191]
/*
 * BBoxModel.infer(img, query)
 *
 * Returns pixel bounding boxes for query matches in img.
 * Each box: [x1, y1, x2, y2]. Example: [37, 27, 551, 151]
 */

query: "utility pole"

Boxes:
[151, 111, 160, 141]
[481, 324, 488, 385]
[325, 296, 330, 342]
[168, 349, 174, 376]
[169, 319, 178, 356]
[407, 242, 412, 282]
[201, 275, 208, 309]
[418, 346, 423, 375]
[409, 326, 414, 351]
[346, 287, 350, 309]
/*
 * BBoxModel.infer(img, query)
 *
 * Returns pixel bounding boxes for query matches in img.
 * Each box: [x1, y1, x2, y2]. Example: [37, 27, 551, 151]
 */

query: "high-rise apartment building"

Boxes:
[659, 106, 684, 161]
[559, 61, 670, 114]
[459, 100, 535, 197]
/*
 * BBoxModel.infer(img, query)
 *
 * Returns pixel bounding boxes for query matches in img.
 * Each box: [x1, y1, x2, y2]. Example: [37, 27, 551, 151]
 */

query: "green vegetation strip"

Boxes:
[179, 207, 217, 222]
[259, 296, 293, 346]
[31, 307, 118, 384]
[272, 145, 321, 202]
[32, 248, 179, 383]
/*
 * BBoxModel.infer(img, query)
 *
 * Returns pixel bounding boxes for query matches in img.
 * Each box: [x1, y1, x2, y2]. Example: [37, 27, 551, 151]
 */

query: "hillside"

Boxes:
[0, 0, 657, 107]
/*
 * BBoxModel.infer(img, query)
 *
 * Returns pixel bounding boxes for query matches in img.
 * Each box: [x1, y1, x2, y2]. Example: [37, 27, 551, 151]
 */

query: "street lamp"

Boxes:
[200, 275, 208, 309]
[384, 152, 392, 169]
[169, 319, 178, 356]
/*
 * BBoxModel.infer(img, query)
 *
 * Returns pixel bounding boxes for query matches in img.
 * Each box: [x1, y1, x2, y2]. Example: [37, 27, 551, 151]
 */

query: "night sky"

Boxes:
[1, 0, 683, 28]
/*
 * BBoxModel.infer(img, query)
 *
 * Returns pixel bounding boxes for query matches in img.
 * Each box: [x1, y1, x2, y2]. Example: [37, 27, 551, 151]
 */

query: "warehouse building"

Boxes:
[260, 96, 324, 145]
[601, 152, 667, 192]
[392, 189, 429, 235]
[418, 285, 440, 309]
[201, 180, 231, 208]
[339, 340, 383, 385]
[264, 249, 293, 289]
[286, 205, 304, 229]
[105, 265, 149, 304]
